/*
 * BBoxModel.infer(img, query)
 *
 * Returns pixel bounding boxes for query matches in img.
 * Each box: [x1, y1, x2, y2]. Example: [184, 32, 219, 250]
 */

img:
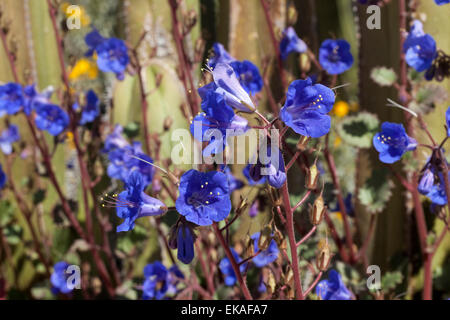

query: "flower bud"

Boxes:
[258, 226, 272, 251]
[305, 163, 319, 190]
[310, 196, 327, 225]
[316, 241, 332, 272]
[418, 169, 434, 195]
[298, 53, 311, 74]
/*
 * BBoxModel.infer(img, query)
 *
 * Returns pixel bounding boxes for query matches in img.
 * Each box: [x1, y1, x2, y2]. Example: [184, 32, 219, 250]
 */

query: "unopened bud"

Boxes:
[310, 196, 326, 225]
[287, 3, 298, 26]
[316, 241, 332, 272]
[296, 135, 310, 151]
[305, 164, 319, 190]
[298, 53, 311, 73]
[168, 225, 178, 250]
[273, 229, 286, 250]
[258, 226, 272, 251]
[163, 116, 173, 131]
[266, 270, 276, 295]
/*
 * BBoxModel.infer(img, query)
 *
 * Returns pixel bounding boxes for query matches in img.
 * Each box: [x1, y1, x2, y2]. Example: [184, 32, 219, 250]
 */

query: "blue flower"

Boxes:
[280, 78, 335, 138]
[446, 106, 450, 137]
[142, 262, 183, 300]
[280, 27, 307, 60]
[212, 63, 256, 113]
[50, 261, 73, 295]
[106, 138, 155, 187]
[191, 84, 249, 156]
[434, 0, 449, 6]
[176, 224, 195, 264]
[243, 163, 266, 185]
[0, 83, 24, 116]
[219, 248, 246, 286]
[373, 122, 417, 164]
[251, 232, 279, 268]
[403, 20, 437, 72]
[319, 39, 353, 75]
[264, 146, 286, 189]
[223, 166, 244, 192]
[34, 103, 70, 136]
[103, 124, 129, 153]
[316, 269, 352, 300]
[85, 30, 129, 80]
[79, 90, 100, 125]
[230, 60, 263, 94]
[111, 171, 167, 232]
[0, 125, 20, 155]
[423, 172, 450, 206]
[208, 42, 236, 69]
[23, 84, 54, 116]
[0, 164, 6, 189]
[176, 169, 231, 226]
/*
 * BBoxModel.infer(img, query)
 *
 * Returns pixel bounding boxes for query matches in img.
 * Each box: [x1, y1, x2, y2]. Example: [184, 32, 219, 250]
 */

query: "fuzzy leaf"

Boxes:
[358, 168, 393, 214]
[337, 112, 379, 148]
[370, 67, 397, 87]
[410, 84, 448, 115]
[381, 271, 403, 291]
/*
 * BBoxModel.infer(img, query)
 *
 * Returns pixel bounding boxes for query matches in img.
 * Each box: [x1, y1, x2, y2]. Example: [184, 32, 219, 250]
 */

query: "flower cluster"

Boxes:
[142, 262, 184, 300]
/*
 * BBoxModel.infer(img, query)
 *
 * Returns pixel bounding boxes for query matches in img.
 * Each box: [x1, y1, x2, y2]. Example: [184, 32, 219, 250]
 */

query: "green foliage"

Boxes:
[337, 112, 379, 148]
[358, 168, 393, 214]
[370, 67, 397, 87]
[410, 84, 448, 115]
[381, 271, 403, 292]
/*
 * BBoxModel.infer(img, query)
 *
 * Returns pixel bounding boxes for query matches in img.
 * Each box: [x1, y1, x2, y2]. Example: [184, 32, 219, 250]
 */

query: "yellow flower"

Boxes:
[66, 131, 76, 150]
[69, 58, 98, 81]
[61, 3, 91, 27]
[334, 136, 342, 148]
[333, 101, 350, 118]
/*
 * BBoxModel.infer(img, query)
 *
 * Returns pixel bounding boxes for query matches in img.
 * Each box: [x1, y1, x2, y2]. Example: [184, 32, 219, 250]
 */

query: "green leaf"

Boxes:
[123, 121, 140, 139]
[4, 224, 23, 245]
[337, 112, 379, 148]
[358, 168, 393, 214]
[0, 200, 15, 227]
[410, 84, 448, 115]
[381, 271, 403, 291]
[370, 67, 397, 87]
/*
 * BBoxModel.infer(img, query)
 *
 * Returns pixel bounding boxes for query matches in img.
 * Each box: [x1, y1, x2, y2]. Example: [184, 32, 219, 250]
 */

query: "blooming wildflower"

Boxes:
[229, 60, 263, 94]
[418, 169, 435, 195]
[175, 169, 231, 226]
[191, 85, 249, 156]
[106, 140, 155, 187]
[176, 224, 195, 264]
[425, 50, 450, 82]
[0, 164, 6, 189]
[208, 42, 236, 68]
[434, 0, 449, 6]
[280, 26, 307, 60]
[107, 171, 167, 232]
[316, 269, 352, 300]
[85, 30, 129, 80]
[219, 248, 246, 286]
[333, 101, 350, 118]
[373, 122, 417, 164]
[280, 78, 335, 138]
[50, 261, 73, 295]
[34, 103, 70, 136]
[422, 172, 450, 206]
[403, 20, 437, 72]
[223, 166, 244, 192]
[0, 125, 20, 155]
[319, 39, 354, 75]
[0, 83, 24, 116]
[103, 124, 129, 153]
[251, 232, 279, 268]
[142, 262, 183, 300]
[265, 146, 287, 189]
[23, 84, 54, 116]
[446, 106, 450, 137]
[69, 58, 98, 80]
[212, 63, 256, 113]
[78, 90, 100, 125]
